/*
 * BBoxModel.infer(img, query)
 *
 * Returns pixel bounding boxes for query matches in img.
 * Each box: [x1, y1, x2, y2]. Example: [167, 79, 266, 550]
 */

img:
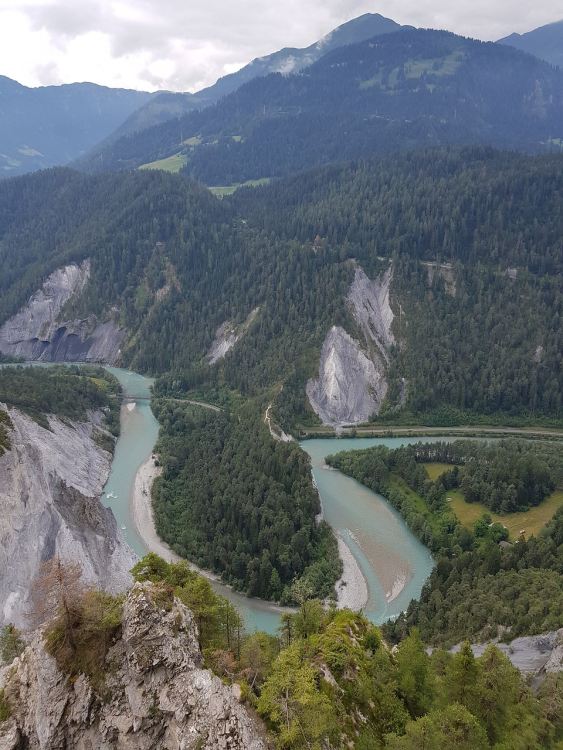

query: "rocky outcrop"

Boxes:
[347, 265, 395, 363]
[264, 402, 293, 443]
[0, 407, 135, 628]
[0, 261, 124, 364]
[306, 326, 387, 425]
[207, 307, 260, 365]
[307, 265, 395, 426]
[453, 629, 563, 676]
[0, 583, 267, 750]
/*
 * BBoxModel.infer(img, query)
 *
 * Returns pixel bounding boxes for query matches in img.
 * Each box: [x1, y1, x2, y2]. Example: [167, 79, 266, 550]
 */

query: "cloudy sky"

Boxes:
[0, 1, 561, 92]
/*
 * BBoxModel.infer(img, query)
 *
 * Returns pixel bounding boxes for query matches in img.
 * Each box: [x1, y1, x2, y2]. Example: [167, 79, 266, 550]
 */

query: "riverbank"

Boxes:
[131, 456, 179, 563]
[132, 460, 372, 616]
[335, 534, 369, 611]
[131, 455, 294, 620]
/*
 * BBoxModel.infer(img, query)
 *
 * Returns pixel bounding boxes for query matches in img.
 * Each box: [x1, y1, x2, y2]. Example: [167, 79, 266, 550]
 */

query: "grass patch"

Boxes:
[139, 152, 187, 174]
[449, 489, 563, 540]
[404, 52, 464, 79]
[423, 463, 457, 481]
[209, 178, 271, 198]
[389, 475, 429, 513]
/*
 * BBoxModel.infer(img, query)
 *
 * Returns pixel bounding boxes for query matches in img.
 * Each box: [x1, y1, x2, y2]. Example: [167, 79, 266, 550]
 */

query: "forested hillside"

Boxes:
[235, 148, 563, 424]
[2, 156, 563, 621]
[151, 399, 341, 601]
[0, 365, 119, 424]
[86, 12, 404, 152]
[131, 557, 563, 748]
[0, 148, 561, 427]
[80, 29, 563, 181]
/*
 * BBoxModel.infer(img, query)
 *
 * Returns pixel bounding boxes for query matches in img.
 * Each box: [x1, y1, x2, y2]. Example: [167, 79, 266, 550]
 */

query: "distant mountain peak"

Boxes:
[81, 11, 407, 153]
[498, 19, 563, 68]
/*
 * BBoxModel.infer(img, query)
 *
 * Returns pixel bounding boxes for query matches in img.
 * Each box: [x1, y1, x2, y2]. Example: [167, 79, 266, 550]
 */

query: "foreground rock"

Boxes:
[0, 583, 268, 750]
[0, 406, 135, 627]
[0, 260, 124, 363]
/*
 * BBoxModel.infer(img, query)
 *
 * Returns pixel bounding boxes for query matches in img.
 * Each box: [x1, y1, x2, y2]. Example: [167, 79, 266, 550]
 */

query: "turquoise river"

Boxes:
[102, 367, 439, 634]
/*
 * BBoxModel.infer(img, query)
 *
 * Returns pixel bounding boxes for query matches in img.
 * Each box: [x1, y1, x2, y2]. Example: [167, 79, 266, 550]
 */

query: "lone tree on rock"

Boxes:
[29, 556, 85, 655]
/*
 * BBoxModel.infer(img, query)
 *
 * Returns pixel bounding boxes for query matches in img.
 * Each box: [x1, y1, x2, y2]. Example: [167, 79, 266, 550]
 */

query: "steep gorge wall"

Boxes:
[0, 261, 124, 364]
[0, 406, 135, 628]
[307, 265, 396, 426]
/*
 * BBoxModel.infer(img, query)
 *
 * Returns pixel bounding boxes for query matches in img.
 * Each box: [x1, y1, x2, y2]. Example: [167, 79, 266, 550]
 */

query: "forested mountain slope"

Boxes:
[80, 29, 563, 182]
[0, 145, 561, 620]
[92, 12, 405, 151]
[232, 148, 562, 425]
[0, 148, 561, 429]
[0, 77, 152, 177]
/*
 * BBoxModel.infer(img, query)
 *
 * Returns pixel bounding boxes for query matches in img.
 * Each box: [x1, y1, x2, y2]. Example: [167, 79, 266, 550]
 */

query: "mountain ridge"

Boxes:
[83, 12, 407, 153]
[0, 76, 153, 177]
[498, 19, 563, 68]
[79, 28, 563, 182]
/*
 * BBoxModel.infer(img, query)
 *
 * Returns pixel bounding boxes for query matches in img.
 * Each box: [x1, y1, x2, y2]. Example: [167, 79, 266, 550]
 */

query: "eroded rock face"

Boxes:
[306, 326, 386, 426]
[207, 307, 260, 365]
[456, 629, 563, 675]
[307, 265, 396, 426]
[0, 583, 268, 750]
[0, 407, 135, 628]
[347, 265, 395, 363]
[0, 261, 124, 364]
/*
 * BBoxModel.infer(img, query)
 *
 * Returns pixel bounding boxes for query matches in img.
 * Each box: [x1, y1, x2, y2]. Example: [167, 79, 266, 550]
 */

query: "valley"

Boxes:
[0, 8, 562, 747]
[4, 361, 560, 643]
[96, 367, 439, 632]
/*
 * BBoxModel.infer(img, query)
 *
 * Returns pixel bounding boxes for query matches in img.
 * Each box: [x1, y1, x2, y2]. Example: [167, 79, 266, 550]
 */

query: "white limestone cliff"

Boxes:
[347, 265, 395, 363]
[0, 261, 124, 364]
[307, 265, 396, 426]
[0, 406, 135, 628]
[207, 307, 260, 365]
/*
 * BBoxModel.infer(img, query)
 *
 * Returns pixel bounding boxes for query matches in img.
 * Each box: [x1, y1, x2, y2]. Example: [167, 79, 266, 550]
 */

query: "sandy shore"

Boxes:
[131, 457, 294, 616]
[131, 456, 181, 564]
[131, 456, 224, 582]
[386, 573, 408, 604]
[335, 534, 369, 611]
[132, 457, 369, 615]
[132, 457, 231, 583]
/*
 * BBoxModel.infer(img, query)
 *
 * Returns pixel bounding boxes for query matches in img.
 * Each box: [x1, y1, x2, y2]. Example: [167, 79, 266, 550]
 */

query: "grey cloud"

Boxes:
[6, 1, 563, 91]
